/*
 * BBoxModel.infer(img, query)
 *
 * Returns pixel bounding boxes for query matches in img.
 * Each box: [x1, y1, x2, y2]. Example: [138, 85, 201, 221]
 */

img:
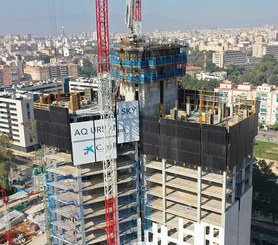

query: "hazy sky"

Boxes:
[0, 0, 278, 35]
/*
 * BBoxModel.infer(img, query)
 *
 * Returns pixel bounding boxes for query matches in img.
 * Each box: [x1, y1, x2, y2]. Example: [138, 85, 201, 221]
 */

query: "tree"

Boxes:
[0, 134, 14, 179]
[79, 58, 97, 77]
[206, 62, 221, 73]
[181, 74, 220, 90]
[253, 159, 278, 230]
[270, 124, 278, 131]
[226, 65, 245, 84]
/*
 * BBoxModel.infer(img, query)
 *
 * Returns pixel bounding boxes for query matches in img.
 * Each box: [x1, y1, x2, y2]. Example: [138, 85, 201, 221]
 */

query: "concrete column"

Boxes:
[197, 166, 202, 223]
[230, 105, 233, 117]
[221, 171, 227, 227]
[178, 218, 184, 244]
[161, 226, 168, 245]
[162, 159, 166, 225]
[152, 223, 159, 245]
[232, 166, 237, 204]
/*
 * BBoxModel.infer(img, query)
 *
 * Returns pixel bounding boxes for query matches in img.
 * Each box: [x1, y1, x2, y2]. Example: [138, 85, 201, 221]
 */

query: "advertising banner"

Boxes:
[117, 101, 140, 143]
[70, 120, 117, 165]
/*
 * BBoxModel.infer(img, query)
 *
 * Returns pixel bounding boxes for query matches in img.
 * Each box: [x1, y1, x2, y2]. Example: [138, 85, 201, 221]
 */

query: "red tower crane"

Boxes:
[0, 187, 13, 245]
[133, 0, 142, 35]
[95, 1, 118, 245]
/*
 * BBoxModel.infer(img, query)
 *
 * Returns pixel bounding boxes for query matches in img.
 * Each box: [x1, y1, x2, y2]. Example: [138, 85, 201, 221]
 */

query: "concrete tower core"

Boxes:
[111, 39, 187, 116]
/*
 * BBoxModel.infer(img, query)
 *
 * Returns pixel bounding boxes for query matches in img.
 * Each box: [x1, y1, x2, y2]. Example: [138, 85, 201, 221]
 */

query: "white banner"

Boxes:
[70, 120, 117, 165]
[117, 118, 139, 143]
[70, 101, 139, 165]
[117, 100, 139, 120]
[71, 120, 116, 143]
[117, 101, 140, 144]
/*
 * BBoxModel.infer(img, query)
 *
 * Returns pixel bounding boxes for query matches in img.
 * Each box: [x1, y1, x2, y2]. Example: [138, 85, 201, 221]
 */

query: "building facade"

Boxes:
[0, 67, 12, 86]
[213, 51, 247, 68]
[25, 64, 78, 81]
[69, 78, 98, 96]
[215, 82, 278, 126]
[34, 95, 141, 245]
[0, 92, 37, 152]
[266, 44, 278, 60]
[142, 90, 257, 245]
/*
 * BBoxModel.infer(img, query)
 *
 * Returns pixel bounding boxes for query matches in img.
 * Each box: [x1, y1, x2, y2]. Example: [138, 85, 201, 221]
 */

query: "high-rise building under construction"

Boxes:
[34, 36, 257, 245]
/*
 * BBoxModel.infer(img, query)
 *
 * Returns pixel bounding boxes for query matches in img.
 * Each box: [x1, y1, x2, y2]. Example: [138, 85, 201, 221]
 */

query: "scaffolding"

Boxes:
[111, 42, 187, 86]
[45, 142, 141, 245]
[117, 143, 140, 244]
[46, 165, 84, 245]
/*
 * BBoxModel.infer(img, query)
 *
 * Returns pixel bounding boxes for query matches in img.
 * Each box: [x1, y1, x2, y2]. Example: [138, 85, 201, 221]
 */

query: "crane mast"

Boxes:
[126, 0, 142, 36]
[95, 1, 118, 245]
[134, 0, 142, 35]
[0, 187, 13, 245]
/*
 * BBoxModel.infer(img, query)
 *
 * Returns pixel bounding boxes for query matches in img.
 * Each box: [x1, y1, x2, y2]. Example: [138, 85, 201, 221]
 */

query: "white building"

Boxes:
[252, 43, 266, 58]
[195, 72, 226, 81]
[69, 77, 98, 95]
[256, 84, 278, 126]
[213, 51, 247, 68]
[0, 92, 37, 152]
[15, 80, 65, 95]
[215, 82, 278, 126]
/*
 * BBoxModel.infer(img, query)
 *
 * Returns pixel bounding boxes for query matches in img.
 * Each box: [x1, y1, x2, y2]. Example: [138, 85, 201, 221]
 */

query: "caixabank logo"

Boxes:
[72, 138, 117, 165]
[83, 145, 95, 155]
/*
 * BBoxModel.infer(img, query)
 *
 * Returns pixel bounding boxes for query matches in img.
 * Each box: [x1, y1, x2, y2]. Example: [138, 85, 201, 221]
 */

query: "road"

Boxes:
[256, 129, 278, 144]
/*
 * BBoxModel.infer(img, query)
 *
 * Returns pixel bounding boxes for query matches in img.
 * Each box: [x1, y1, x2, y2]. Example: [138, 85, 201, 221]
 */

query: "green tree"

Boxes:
[0, 134, 14, 179]
[79, 58, 97, 77]
[226, 65, 245, 84]
[253, 159, 278, 230]
[206, 62, 221, 73]
[181, 74, 220, 90]
[188, 47, 205, 67]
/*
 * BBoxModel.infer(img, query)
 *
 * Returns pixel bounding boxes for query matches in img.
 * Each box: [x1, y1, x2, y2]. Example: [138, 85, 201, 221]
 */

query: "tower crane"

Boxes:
[95, 1, 118, 245]
[126, 0, 142, 36]
[0, 187, 13, 245]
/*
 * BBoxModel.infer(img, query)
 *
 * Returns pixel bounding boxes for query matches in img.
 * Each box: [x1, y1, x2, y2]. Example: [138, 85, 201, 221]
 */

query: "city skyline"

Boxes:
[0, 0, 278, 35]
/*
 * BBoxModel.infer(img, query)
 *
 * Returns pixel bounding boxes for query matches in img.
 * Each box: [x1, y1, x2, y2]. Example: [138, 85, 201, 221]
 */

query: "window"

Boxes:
[206, 226, 210, 235]
[148, 233, 153, 242]
[26, 103, 31, 119]
[206, 240, 210, 245]
[214, 228, 219, 238]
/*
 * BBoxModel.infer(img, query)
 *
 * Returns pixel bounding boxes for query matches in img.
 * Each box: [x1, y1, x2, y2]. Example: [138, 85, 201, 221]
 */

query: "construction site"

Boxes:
[0, 0, 259, 245]
[111, 41, 187, 116]
[142, 90, 258, 244]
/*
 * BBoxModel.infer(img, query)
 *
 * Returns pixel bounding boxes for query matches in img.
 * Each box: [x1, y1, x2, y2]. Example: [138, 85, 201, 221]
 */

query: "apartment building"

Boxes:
[0, 92, 37, 152]
[213, 51, 247, 68]
[256, 84, 278, 126]
[252, 43, 267, 58]
[24, 66, 50, 81]
[215, 82, 278, 126]
[266, 44, 278, 60]
[25, 64, 78, 81]
[0, 67, 12, 86]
